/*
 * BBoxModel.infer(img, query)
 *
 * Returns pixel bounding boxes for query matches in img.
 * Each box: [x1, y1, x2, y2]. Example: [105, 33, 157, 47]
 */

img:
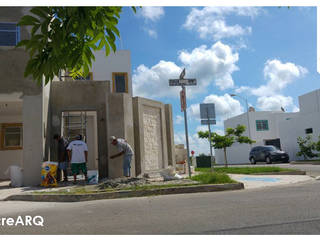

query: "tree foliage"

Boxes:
[17, 7, 136, 85]
[296, 135, 318, 160]
[198, 124, 254, 167]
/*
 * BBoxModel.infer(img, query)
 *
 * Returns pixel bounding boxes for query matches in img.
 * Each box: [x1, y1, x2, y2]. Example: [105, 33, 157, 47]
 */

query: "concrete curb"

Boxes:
[290, 161, 320, 165]
[4, 183, 244, 202]
[251, 171, 306, 175]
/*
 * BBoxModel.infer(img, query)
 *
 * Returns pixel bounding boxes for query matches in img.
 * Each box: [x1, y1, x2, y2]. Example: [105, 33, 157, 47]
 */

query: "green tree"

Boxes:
[198, 124, 254, 167]
[17, 7, 137, 85]
[297, 135, 317, 160]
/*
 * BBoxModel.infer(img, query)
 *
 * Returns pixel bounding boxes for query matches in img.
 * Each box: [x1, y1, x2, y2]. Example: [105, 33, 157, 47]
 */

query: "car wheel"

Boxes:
[250, 157, 256, 165]
[266, 156, 272, 164]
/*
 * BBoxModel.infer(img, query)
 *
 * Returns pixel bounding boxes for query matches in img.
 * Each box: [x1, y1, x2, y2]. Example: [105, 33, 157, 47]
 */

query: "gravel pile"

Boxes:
[97, 177, 199, 190]
[98, 177, 148, 189]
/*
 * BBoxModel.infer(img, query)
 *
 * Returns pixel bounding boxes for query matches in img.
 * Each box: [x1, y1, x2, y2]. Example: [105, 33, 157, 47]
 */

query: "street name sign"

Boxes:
[201, 119, 216, 125]
[169, 78, 197, 86]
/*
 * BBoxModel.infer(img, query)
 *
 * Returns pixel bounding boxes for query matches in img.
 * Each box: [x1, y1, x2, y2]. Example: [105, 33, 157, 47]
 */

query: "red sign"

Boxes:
[180, 89, 186, 112]
[191, 150, 195, 155]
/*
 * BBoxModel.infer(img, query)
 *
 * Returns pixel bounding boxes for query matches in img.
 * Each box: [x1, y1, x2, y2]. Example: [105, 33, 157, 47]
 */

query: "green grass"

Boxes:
[196, 166, 298, 174]
[191, 172, 237, 184]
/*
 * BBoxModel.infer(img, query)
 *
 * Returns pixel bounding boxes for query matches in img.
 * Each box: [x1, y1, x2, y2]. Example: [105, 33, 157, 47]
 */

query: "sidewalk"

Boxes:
[0, 173, 316, 201]
[228, 174, 314, 189]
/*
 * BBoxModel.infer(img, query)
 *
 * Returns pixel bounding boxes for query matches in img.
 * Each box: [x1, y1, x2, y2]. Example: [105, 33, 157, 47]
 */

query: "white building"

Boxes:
[215, 89, 320, 164]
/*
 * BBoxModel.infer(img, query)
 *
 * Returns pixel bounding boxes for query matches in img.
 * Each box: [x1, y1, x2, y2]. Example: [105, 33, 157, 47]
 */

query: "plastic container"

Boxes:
[9, 165, 23, 187]
[87, 170, 99, 184]
[41, 161, 58, 187]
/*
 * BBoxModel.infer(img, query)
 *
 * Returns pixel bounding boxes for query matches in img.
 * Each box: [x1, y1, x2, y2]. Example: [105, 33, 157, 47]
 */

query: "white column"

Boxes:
[22, 94, 43, 186]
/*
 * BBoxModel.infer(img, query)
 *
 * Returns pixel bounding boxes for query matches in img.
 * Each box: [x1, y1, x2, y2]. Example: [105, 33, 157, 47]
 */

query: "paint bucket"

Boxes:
[40, 161, 58, 187]
[9, 165, 23, 187]
[87, 170, 99, 184]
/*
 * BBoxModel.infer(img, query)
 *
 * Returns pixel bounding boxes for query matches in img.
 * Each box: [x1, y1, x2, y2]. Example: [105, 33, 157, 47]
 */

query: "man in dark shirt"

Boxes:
[54, 134, 68, 182]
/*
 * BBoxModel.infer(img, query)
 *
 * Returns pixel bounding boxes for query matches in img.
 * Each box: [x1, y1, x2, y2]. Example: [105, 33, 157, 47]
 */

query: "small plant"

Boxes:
[296, 135, 318, 160]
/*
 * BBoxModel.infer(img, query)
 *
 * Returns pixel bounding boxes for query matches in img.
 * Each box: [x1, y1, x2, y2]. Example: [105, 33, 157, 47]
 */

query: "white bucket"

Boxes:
[87, 170, 99, 184]
[9, 165, 23, 187]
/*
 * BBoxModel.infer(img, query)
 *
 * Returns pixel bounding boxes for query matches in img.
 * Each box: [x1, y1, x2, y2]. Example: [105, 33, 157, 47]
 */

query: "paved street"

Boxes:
[1, 178, 320, 234]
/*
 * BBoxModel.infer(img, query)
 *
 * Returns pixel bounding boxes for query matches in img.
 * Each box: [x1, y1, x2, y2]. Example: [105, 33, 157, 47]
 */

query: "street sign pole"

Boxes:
[182, 85, 192, 178]
[169, 68, 196, 178]
[207, 108, 214, 172]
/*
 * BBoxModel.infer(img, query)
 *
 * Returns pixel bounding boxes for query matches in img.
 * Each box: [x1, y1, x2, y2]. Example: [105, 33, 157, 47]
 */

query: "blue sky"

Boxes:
[115, 6, 318, 155]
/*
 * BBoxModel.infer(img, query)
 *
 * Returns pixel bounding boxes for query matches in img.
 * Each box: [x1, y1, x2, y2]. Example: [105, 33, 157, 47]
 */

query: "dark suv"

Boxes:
[249, 146, 289, 164]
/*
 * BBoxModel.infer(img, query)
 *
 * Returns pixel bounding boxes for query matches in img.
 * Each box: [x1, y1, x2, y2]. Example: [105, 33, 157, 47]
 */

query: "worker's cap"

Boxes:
[110, 136, 117, 142]
[76, 134, 82, 140]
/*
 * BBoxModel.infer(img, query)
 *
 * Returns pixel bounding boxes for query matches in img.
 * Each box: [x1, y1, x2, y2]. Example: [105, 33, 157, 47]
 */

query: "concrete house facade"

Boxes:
[215, 89, 320, 165]
[0, 7, 175, 185]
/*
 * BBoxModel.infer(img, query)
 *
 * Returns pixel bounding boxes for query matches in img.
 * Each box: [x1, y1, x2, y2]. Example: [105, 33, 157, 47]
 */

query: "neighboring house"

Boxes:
[215, 89, 320, 164]
[0, 7, 175, 185]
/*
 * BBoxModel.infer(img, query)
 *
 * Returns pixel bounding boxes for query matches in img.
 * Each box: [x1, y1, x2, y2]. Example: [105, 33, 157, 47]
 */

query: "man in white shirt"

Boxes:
[67, 135, 88, 184]
[110, 136, 134, 177]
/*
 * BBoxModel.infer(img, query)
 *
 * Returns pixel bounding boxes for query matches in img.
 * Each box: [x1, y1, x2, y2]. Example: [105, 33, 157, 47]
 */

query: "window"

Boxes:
[305, 128, 313, 134]
[75, 72, 93, 81]
[256, 120, 269, 131]
[1, 123, 23, 150]
[112, 72, 128, 93]
[0, 22, 20, 46]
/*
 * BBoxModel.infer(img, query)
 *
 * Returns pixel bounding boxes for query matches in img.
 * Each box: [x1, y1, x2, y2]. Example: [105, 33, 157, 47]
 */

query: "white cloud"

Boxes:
[203, 94, 244, 119]
[133, 61, 182, 98]
[175, 115, 184, 124]
[183, 7, 262, 40]
[235, 59, 307, 112]
[256, 95, 294, 111]
[196, 125, 208, 132]
[140, 7, 165, 22]
[292, 105, 300, 112]
[133, 42, 240, 98]
[145, 28, 157, 38]
[187, 104, 200, 120]
[179, 42, 239, 91]
[252, 59, 308, 97]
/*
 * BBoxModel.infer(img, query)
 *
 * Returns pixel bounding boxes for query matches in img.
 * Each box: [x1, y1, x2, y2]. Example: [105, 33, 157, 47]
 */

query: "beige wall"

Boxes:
[133, 97, 170, 176]
[107, 93, 135, 178]
[175, 144, 187, 163]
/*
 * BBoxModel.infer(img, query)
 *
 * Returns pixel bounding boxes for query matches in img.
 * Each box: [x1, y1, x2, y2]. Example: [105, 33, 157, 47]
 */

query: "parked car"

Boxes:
[249, 145, 289, 164]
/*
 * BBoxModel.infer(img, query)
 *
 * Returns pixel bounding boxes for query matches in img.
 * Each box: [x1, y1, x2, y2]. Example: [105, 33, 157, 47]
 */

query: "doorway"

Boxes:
[265, 138, 281, 150]
[61, 111, 98, 170]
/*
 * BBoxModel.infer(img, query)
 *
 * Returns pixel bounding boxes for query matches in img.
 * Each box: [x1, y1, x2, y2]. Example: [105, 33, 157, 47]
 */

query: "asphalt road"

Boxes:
[1, 179, 320, 234]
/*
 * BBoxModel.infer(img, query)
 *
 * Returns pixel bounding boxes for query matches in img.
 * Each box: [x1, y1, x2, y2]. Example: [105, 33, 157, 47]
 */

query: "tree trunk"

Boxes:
[223, 147, 228, 168]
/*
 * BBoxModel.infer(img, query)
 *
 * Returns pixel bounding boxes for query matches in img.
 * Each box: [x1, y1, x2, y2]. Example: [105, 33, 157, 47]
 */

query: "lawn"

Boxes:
[195, 166, 298, 174]
[190, 172, 237, 184]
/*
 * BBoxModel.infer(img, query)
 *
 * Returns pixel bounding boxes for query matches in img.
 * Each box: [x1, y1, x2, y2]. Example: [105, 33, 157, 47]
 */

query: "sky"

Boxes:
[113, 6, 318, 155]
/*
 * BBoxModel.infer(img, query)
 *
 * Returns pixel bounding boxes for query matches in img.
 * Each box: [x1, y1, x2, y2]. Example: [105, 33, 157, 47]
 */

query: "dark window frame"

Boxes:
[256, 120, 269, 131]
[0, 22, 20, 46]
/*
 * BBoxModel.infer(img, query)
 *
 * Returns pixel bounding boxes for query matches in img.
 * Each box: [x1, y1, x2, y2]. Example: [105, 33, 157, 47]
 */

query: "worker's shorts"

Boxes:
[123, 155, 132, 177]
[71, 163, 87, 175]
[58, 162, 68, 170]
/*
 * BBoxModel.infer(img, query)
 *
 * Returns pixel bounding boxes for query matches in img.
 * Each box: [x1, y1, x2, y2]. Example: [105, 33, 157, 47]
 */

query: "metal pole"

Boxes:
[245, 98, 252, 146]
[207, 108, 214, 172]
[182, 85, 192, 177]
[208, 121, 214, 172]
